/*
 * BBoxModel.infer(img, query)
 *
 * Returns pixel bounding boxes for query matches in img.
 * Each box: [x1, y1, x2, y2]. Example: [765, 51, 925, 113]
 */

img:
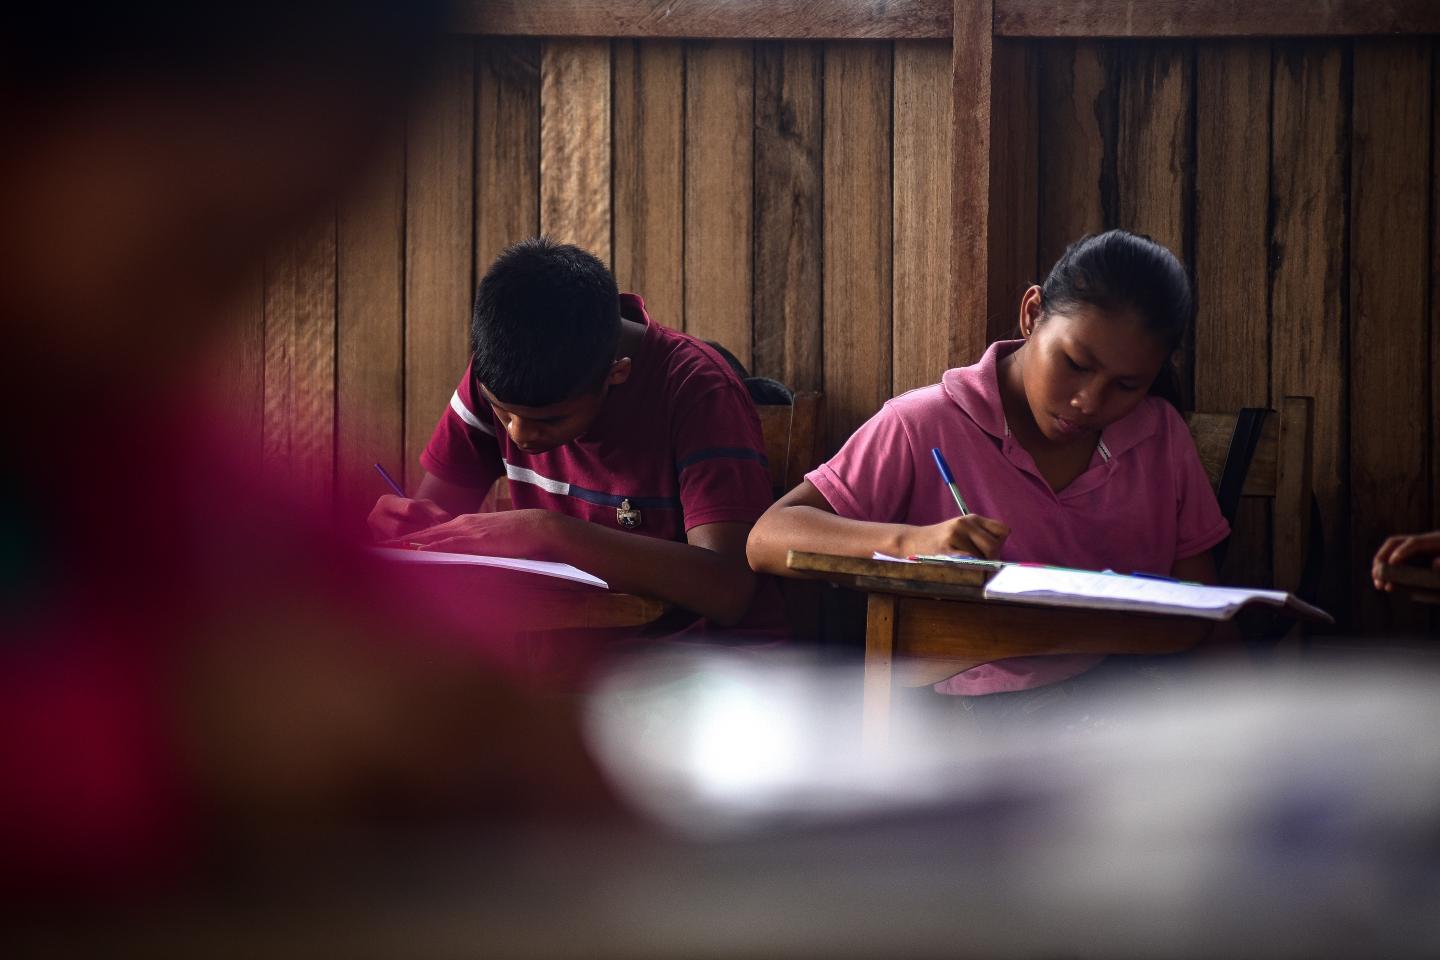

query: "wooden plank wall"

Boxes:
[241, 35, 1437, 635]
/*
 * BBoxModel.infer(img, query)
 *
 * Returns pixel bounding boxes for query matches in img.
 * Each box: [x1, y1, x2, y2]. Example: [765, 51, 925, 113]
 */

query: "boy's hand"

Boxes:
[1372, 530, 1440, 591]
[403, 509, 562, 559]
[899, 514, 1010, 560]
[368, 495, 453, 541]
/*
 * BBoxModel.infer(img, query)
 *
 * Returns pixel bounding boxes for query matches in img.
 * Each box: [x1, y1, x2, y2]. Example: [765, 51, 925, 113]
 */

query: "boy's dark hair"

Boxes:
[471, 237, 622, 407]
[1039, 229, 1193, 406]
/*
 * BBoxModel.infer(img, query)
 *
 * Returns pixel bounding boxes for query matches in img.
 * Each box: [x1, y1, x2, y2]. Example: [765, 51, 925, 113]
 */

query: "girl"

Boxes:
[747, 230, 1230, 697]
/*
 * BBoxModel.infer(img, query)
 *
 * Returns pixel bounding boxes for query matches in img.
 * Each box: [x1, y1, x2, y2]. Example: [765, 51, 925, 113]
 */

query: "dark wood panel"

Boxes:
[950, 0, 997, 367]
[823, 41, 894, 451]
[540, 39, 612, 262]
[263, 216, 337, 503]
[1270, 41, 1348, 624]
[996, 0, 1440, 37]
[753, 40, 823, 391]
[453, 0, 952, 39]
[1193, 41, 1272, 588]
[222, 272, 266, 470]
[893, 39, 953, 393]
[476, 37, 540, 277]
[684, 40, 755, 363]
[337, 138, 406, 528]
[613, 40, 685, 327]
[1036, 41, 1116, 274]
[1349, 38, 1431, 633]
[985, 40, 1039, 345]
[405, 41, 475, 485]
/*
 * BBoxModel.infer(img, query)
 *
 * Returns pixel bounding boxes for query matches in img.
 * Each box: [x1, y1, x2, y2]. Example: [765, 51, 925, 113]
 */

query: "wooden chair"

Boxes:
[756, 391, 826, 497]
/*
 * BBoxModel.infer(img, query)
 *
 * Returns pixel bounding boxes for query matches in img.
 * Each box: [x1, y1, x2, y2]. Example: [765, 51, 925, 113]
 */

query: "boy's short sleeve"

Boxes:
[1170, 409, 1231, 560]
[806, 404, 915, 524]
[418, 362, 505, 492]
[671, 380, 774, 532]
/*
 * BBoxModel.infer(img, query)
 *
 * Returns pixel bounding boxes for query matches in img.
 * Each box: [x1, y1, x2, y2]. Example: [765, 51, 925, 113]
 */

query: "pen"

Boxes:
[373, 462, 405, 497]
[930, 448, 970, 516]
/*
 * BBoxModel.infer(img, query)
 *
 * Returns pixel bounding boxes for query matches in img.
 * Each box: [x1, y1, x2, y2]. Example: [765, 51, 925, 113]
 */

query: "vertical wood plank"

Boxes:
[1036, 40, 1116, 274]
[1271, 41, 1349, 623]
[613, 39, 685, 326]
[1350, 38, 1431, 633]
[336, 136, 405, 530]
[753, 40, 823, 391]
[405, 40, 475, 485]
[221, 271, 266, 471]
[540, 39, 612, 262]
[684, 40, 755, 364]
[262, 216, 338, 504]
[1195, 41, 1272, 587]
[476, 37, 540, 277]
[1116, 42, 1193, 262]
[824, 41, 893, 451]
[986, 40, 1039, 345]
[950, 2, 996, 367]
[893, 39, 954, 394]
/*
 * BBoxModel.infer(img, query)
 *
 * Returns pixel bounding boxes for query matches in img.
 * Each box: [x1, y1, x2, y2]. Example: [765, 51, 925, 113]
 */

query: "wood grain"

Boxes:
[405, 40, 475, 485]
[684, 40, 755, 363]
[540, 39, 612, 262]
[337, 137, 405, 530]
[263, 216, 338, 504]
[986, 40, 1039, 344]
[453, 0, 952, 39]
[1194, 41, 1272, 587]
[1269, 41, 1348, 624]
[613, 40, 684, 327]
[893, 39, 954, 394]
[823, 41, 894, 451]
[1349, 38, 1431, 633]
[221, 271, 266, 470]
[996, 0, 1440, 38]
[1036, 41, 1116, 273]
[753, 40, 823, 391]
[476, 37, 540, 278]
[949, 0, 997, 367]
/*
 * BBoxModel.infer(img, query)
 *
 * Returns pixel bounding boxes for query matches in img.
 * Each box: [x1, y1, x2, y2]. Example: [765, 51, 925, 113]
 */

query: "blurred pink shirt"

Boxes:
[807, 339, 1229, 695]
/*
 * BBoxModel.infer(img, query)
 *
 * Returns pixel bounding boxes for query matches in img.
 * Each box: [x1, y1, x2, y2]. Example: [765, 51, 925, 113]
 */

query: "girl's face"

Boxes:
[1016, 285, 1171, 445]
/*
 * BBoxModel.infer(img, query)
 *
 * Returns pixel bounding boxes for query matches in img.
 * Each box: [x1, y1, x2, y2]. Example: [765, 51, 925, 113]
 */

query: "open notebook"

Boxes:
[371, 547, 608, 590]
[982, 564, 1332, 623]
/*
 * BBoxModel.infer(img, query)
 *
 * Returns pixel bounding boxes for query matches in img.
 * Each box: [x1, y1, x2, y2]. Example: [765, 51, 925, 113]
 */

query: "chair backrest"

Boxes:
[1184, 395, 1315, 594]
[756, 392, 826, 497]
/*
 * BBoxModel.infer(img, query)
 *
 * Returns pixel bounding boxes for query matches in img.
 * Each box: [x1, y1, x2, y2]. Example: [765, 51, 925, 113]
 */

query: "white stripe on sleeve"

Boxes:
[450, 390, 495, 435]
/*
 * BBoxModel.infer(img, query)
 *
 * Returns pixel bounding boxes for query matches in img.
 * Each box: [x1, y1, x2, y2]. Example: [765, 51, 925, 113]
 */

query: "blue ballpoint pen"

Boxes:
[930, 448, 970, 517]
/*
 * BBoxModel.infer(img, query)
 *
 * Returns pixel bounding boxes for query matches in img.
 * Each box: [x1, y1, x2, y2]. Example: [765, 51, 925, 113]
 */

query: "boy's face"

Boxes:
[478, 359, 631, 454]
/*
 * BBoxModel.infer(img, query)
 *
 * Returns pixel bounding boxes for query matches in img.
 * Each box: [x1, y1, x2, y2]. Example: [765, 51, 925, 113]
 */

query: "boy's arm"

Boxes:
[746, 481, 1010, 575]
[403, 511, 758, 626]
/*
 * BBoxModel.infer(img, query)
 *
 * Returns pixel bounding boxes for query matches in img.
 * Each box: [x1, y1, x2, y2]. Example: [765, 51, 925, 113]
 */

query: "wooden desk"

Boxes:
[787, 551, 1216, 744]
[1377, 563, 1440, 605]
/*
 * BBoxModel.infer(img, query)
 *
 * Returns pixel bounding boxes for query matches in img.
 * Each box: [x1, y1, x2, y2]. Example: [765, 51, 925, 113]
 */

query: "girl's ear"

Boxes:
[1018, 285, 1044, 339]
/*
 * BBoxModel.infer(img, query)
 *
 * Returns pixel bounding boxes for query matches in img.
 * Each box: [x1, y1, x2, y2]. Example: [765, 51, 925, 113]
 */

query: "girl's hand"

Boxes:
[898, 514, 1011, 560]
[1372, 530, 1440, 591]
[368, 495, 453, 541]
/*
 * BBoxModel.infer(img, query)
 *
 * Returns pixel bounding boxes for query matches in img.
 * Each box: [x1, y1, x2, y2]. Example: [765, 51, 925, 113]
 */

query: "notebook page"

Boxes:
[372, 548, 608, 590]
[982, 565, 1291, 620]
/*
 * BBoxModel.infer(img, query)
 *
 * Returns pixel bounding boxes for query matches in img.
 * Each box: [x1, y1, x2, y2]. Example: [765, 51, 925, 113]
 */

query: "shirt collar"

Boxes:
[941, 338, 1162, 458]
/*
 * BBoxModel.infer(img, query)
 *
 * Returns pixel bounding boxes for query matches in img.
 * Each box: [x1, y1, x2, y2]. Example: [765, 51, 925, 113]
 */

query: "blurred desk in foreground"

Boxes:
[786, 551, 1215, 743]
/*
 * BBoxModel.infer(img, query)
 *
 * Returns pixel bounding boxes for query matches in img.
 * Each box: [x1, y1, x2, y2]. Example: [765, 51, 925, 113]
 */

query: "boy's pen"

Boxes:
[373, 462, 406, 498]
[930, 448, 970, 516]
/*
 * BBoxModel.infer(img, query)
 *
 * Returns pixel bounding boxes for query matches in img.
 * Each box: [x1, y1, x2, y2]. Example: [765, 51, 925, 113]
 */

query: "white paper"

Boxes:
[371, 547, 608, 590]
[872, 552, 918, 563]
[983, 565, 1331, 623]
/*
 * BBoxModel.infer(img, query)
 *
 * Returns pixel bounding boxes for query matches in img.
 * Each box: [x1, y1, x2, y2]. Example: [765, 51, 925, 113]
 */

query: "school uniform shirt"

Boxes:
[807, 339, 1230, 695]
[421, 292, 783, 634]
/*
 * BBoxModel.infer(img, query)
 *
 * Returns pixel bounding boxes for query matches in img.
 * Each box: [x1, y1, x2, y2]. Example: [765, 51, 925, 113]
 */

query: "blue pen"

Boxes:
[373, 462, 405, 497]
[930, 448, 970, 517]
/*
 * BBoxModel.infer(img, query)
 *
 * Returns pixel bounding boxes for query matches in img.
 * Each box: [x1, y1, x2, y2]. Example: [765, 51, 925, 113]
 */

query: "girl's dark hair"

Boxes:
[1038, 230, 1193, 406]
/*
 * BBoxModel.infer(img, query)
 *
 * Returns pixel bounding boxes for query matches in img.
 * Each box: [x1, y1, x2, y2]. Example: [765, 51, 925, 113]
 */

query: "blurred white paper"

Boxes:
[372, 547, 607, 589]
[984, 564, 1331, 622]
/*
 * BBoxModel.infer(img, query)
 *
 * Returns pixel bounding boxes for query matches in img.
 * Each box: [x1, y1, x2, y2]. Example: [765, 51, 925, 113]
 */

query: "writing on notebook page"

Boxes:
[371, 548, 608, 590]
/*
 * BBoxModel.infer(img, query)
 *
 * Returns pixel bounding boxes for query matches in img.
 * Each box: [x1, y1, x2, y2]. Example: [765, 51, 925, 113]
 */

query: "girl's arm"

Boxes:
[1172, 550, 1219, 585]
[746, 480, 1010, 576]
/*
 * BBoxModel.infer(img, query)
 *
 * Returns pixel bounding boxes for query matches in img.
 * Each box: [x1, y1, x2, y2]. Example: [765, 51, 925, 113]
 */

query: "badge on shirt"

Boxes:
[616, 498, 642, 529]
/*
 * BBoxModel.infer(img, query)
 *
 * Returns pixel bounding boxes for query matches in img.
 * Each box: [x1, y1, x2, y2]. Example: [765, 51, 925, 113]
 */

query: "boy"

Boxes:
[369, 237, 778, 631]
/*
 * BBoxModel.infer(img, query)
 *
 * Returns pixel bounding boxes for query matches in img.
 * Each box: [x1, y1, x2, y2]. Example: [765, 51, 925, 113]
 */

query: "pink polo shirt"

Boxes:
[807, 339, 1229, 695]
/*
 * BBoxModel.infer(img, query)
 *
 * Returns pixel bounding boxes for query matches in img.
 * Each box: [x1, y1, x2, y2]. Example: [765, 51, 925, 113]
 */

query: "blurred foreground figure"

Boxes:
[0, 1, 615, 895]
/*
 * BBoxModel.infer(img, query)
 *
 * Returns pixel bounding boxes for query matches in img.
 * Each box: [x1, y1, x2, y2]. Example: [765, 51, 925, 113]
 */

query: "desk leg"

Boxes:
[863, 593, 898, 750]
